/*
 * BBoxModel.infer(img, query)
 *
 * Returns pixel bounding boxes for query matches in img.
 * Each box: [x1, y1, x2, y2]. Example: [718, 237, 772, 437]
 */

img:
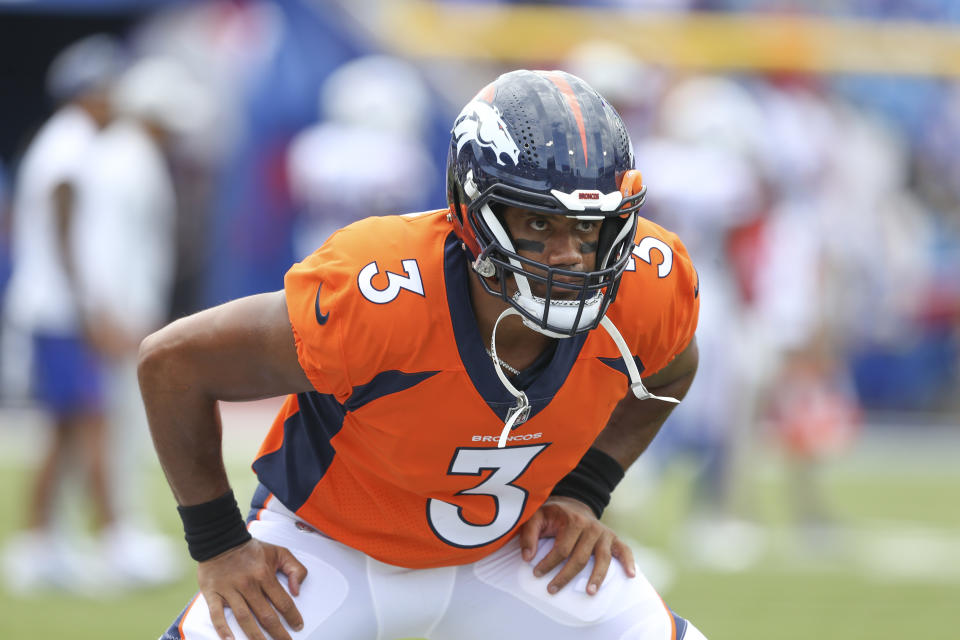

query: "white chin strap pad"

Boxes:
[512, 291, 603, 338]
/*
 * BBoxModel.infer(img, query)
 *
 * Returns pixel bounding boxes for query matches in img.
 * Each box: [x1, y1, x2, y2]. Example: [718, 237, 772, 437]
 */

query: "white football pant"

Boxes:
[163, 502, 706, 640]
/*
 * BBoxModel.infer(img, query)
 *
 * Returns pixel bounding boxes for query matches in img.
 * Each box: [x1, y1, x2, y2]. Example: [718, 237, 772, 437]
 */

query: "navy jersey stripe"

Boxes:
[253, 391, 346, 512]
[598, 355, 645, 380]
[254, 368, 440, 512]
[344, 369, 440, 412]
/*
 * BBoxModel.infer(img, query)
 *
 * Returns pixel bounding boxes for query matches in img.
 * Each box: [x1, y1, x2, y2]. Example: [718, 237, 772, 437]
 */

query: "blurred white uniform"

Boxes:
[4, 106, 98, 337]
[287, 124, 435, 256]
[637, 138, 760, 438]
[75, 118, 176, 339]
[607, 76, 769, 570]
[66, 115, 181, 585]
[287, 55, 436, 259]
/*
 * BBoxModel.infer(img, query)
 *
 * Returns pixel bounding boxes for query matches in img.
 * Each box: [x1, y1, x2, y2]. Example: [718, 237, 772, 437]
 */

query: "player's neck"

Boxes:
[467, 269, 555, 372]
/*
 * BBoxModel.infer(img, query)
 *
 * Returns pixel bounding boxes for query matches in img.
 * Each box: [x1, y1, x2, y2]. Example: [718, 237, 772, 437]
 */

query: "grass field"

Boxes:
[1, 403, 957, 639]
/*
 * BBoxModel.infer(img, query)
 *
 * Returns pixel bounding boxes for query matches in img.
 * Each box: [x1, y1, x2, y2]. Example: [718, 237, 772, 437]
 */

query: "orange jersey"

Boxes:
[253, 209, 698, 568]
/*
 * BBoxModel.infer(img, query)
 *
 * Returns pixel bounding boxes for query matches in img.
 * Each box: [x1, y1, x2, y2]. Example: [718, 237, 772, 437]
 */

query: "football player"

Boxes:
[3, 35, 123, 593]
[142, 69, 706, 639]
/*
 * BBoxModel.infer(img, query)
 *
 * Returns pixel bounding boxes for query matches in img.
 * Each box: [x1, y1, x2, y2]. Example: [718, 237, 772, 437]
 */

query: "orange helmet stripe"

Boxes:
[475, 81, 497, 103]
[542, 71, 588, 167]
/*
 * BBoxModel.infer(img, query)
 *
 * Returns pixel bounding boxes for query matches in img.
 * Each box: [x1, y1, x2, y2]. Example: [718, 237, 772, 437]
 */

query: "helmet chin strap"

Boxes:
[598, 315, 681, 404]
[488, 309, 679, 449]
[489, 308, 531, 448]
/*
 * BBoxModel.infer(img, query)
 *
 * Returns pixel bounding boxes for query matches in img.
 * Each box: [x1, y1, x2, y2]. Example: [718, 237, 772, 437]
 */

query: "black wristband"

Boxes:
[177, 489, 252, 562]
[550, 448, 625, 519]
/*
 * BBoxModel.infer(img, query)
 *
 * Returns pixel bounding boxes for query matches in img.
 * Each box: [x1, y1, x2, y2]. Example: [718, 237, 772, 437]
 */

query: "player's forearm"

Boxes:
[591, 388, 681, 470]
[138, 325, 232, 506]
[592, 338, 699, 470]
[138, 292, 314, 506]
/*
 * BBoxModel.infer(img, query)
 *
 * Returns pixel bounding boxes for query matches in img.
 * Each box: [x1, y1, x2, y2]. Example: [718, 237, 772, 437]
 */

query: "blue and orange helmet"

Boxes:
[446, 69, 645, 337]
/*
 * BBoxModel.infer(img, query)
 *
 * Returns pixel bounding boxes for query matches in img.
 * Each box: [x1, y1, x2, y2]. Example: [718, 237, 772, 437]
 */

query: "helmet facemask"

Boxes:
[462, 177, 644, 338]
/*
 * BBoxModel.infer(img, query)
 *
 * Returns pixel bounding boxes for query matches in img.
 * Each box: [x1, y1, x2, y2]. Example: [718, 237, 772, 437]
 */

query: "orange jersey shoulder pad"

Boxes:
[600, 217, 699, 377]
[284, 210, 453, 399]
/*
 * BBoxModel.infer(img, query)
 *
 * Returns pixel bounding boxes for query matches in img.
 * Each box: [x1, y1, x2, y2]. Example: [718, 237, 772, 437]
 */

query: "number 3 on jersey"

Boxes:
[358, 259, 424, 304]
[427, 444, 547, 548]
[626, 237, 673, 278]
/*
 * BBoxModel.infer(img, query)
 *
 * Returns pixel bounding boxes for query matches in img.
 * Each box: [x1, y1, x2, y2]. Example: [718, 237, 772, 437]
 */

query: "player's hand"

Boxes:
[197, 538, 307, 640]
[517, 496, 636, 596]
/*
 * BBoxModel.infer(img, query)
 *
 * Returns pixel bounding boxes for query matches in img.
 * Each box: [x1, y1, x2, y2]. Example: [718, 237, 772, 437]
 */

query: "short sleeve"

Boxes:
[661, 238, 700, 369]
[284, 234, 354, 400]
[622, 224, 701, 378]
[46, 108, 98, 185]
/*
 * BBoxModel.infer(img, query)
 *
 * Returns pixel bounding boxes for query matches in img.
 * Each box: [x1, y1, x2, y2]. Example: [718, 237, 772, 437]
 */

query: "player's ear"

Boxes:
[619, 170, 643, 198]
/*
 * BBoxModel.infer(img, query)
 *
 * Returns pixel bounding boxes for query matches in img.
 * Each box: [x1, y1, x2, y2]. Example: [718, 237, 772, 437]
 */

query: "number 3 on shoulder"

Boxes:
[626, 237, 673, 278]
[358, 259, 425, 304]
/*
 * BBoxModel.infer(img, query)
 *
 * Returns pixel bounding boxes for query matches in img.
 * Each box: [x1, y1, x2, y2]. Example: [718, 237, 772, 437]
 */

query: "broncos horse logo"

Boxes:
[453, 101, 521, 166]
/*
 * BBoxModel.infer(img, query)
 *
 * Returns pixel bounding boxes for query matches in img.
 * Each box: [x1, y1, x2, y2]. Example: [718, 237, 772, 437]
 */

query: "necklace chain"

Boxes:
[485, 348, 521, 376]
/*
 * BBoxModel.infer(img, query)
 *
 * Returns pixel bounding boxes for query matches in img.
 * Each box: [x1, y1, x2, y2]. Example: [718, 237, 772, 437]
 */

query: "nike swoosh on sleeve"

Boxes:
[315, 283, 330, 325]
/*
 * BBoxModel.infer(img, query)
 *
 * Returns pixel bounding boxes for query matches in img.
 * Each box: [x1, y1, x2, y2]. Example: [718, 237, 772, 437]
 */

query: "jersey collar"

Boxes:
[443, 233, 587, 424]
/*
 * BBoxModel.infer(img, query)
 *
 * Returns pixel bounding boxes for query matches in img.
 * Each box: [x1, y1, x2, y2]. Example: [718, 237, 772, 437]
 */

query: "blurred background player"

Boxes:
[2, 40, 211, 593]
[1, 34, 126, 593]
[624, 74, 772, 570]
[71, 55, 215, 588]
[286, 54, 437, 259]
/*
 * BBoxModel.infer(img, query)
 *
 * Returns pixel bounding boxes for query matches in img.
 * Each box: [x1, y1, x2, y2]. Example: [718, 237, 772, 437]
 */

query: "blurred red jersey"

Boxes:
[253, 209, 698, 568]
